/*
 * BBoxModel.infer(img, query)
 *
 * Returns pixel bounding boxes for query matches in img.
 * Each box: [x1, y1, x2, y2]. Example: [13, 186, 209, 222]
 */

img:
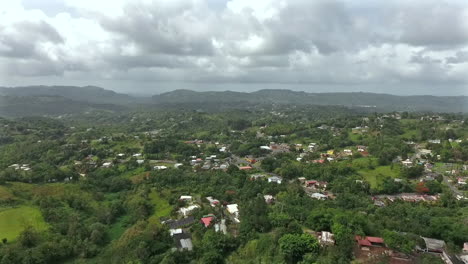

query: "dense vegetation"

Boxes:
[0, 104, 467, 264]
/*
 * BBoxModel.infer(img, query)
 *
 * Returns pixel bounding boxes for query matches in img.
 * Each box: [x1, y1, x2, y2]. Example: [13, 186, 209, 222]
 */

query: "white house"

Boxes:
[179, 205, 200, 217]
[268, 176, 283, 184]
[310, 193, 328, 200]
[179, 195, 193, 202]
[401, 159, 413, 167]
[227, 204, 240, 223]
[102, 162, 113, 168]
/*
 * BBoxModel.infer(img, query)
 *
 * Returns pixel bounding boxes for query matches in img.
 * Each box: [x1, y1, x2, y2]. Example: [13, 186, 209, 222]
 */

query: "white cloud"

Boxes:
[0, 0, 467, 94]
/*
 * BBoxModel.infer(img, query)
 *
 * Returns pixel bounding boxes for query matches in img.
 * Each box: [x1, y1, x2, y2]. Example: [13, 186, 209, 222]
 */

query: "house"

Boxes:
[458, 178, 467, 185]
[318, 231, 335, 245]
[260, 146, 271, 150]
[250, 174, 266, 180]
[308, 143, 318, 152]
[310, 193, 328, 200]
[102, 162, 113, 168]
[136, 159, 145, 165]
[357, 145, 367, 152]
[227, 204, 240, 223]
[425, 163, 434, 171]
[179, 195, 193, 202]
[214, 219, 228, 234]
[419, 149, 433, 156]
[374, 200, 385, 207]
[239, 166, 252, 170]
[206, 196, 220, 207]
[169, 228, 183, 236]
[402, 159, 413, 167]
[355, 236, 385, 247]
[343, 149, 353, 156]
[174, 163, 183, 168]
[179, 205, 200, 217]
[165, 216, 196, 229]
[264, 195, 275, 204]
[173, 232, 193, 251]
[154, 165, 167, 170]
[268, 176, 283, 184]
[306, 180, 318, 187]
[201, 215, 215, 228]
[428, 139, 441, 144]
[306, 180, 328, 189]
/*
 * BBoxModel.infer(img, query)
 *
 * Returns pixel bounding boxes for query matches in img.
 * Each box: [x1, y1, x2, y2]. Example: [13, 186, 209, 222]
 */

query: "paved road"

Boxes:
[442, 175, 463, 197]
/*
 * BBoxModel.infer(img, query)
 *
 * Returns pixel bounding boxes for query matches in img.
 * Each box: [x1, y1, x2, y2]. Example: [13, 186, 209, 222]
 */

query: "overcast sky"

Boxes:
[1, 0, 468, 95]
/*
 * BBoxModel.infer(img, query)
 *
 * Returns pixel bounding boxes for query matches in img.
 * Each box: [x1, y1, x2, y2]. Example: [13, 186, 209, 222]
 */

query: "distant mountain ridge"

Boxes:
[0, 95, 126, 117]
[0, 85, 138, 105]
[0, 86, 467, 114]
[153, 89, 468, 112]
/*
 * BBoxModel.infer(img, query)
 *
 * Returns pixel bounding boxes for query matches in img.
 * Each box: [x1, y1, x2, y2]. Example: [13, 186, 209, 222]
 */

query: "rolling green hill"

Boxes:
[153, 89, 468, 112]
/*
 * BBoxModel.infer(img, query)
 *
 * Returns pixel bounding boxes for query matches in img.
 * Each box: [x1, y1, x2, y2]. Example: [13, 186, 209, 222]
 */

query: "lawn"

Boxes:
[358, 165, 400, 189]
[148, 190, 173, 225]
[0, 206, 48, 242]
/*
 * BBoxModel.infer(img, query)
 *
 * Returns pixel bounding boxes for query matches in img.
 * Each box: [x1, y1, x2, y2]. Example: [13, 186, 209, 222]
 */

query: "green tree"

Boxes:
[279, 233, 319, 263]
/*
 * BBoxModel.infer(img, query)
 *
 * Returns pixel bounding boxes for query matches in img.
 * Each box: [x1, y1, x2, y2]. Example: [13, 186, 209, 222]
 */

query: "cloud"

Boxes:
[0, 0, 467, 94]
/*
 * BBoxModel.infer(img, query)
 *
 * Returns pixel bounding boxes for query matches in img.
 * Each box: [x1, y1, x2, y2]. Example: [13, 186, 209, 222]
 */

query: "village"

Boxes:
[1, 110, 467, 264]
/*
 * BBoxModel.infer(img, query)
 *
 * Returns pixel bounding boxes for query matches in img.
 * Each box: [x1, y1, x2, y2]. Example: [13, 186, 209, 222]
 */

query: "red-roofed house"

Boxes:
[201, 216, 214, 228]
[239, 166, 252, 170]
[355, 236, 385, 247]
[306, 180, 317, 187]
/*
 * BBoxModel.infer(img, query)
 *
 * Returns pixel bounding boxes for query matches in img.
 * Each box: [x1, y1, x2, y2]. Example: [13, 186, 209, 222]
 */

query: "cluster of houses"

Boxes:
[298, 177, 333, 200]
[373, 193, 439, 205]
[190, 155, 230, 170]
[163, 195, 241, 251]
[354, 234, 468, 264]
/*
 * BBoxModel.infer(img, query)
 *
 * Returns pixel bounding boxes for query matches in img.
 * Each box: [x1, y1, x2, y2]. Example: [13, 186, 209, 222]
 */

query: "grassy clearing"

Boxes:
[148, 190, 172, 225]
[401, 129, 418, 139]
[358, 165, 400, 189]
[348, 131, 362, 142]
[108, 215, 130, 241]
[0, 206, 48, 242]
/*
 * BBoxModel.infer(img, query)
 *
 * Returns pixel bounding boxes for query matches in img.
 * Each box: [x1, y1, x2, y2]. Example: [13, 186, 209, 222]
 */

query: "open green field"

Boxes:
[348, 131, 362, 142]
[148, 190, 172, 225]
[401, 129, 418, 139]
[358, 165, 400, 189]
[0, 206, 48, 242]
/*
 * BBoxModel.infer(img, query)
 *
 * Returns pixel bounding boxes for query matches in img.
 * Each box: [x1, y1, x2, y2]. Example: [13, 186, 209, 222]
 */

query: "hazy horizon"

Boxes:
[1, 0, 468, 96]
[2, 82, 468, 97]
